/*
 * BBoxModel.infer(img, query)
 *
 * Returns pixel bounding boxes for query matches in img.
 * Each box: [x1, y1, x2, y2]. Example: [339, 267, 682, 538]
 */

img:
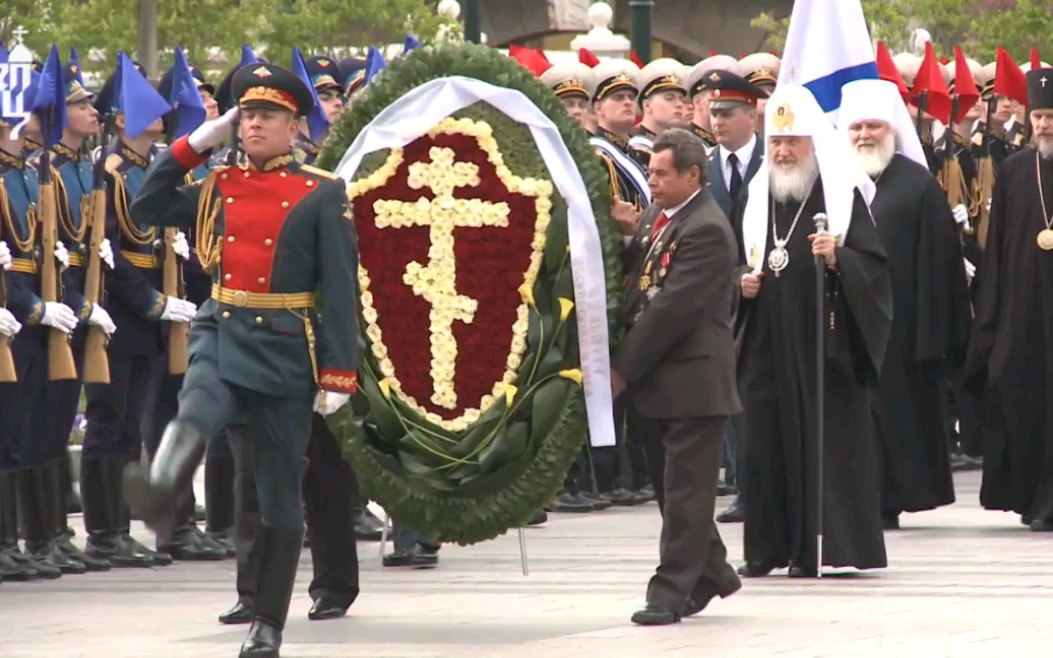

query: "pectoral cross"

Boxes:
[374, 146, 511, 410]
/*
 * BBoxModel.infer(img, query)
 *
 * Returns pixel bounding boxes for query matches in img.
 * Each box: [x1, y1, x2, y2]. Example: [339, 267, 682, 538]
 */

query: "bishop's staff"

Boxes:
[81, 114, 115, 383]
[813, 212, 828, 579]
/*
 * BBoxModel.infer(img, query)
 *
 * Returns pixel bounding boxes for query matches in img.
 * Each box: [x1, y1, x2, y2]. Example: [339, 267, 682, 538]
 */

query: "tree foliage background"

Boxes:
[750, 0, 1053, 62]
[1, 0, 454, 76]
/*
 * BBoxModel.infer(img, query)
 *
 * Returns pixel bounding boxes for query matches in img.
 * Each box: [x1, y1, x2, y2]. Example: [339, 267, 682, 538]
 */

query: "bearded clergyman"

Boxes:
[966, 67, 1053, 532]
[734, 84, 892, 578]
[838, 79, 973, 530]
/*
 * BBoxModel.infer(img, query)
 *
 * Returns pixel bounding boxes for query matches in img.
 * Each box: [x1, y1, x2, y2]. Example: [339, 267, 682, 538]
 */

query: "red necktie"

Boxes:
[651, 211, 670, 241]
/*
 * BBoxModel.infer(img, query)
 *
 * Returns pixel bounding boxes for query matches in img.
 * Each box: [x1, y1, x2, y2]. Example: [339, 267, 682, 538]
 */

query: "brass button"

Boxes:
[281, 201, 289, 208]
[255, 316, 264, 325]
[222, 311, 231, 319]
[306, 180, 314, 187]
[264, 238, 273, 246]
[280, 171, 287, 178]
[221, 173, 229, 180]
[257, 276, 266, 285]
[226, 197, 234, 204]
[232, 290, 249, 307]
[244, 171, 251, 178]
[227, 235, 235, 243]
[224, 273, 232, 281]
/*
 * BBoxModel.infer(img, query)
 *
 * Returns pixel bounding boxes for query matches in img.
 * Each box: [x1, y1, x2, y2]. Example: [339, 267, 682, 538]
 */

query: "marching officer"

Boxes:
[80, 59, 196, 569]
[123, 62, 361, 658]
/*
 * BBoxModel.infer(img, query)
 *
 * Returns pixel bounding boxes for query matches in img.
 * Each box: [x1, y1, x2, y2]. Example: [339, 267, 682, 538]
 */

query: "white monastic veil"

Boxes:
[741, 84, 876, 272]
[836, 78, 929, 170]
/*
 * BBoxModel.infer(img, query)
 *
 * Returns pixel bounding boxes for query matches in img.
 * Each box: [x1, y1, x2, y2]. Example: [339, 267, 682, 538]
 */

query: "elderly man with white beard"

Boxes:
[838, 79, 972, 530]
[966, 67, 1053, 532]
[734, 85, 892, 578]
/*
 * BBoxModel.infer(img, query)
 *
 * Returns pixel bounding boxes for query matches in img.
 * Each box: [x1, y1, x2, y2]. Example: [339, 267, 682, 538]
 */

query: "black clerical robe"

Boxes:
[870, 155, 971, 516]
[737, 179, 892, 570]
[966, 148, 1053, 522]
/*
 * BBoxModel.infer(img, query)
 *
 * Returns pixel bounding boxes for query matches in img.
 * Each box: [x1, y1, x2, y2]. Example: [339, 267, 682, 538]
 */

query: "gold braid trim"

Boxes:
[112, 172, 156, 247]
[50, 166, 89, 243]
[596, 150, 623, 203]
[975, 157, 996, 249]
[195, 170, 224, 273]
[939, 157, 968, 211]
[0, 179, 37, 254]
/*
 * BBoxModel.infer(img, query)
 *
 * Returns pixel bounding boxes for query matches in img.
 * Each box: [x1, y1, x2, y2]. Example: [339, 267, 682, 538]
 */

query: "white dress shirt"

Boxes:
[718, 133, 757, 192]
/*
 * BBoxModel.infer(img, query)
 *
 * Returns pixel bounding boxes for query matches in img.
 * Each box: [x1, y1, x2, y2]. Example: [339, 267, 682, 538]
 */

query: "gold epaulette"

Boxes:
[971, 132, 984, 147]
[299, 164, 337, 180]
[105, 153, 123, 175]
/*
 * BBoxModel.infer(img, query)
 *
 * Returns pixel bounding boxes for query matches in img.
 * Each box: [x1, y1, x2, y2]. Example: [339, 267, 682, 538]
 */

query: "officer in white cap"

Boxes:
[739, 52, 780, 133]
[629, 58, 688, 166]
[540, 62, 596, 132]
[685, 54, 740, 149]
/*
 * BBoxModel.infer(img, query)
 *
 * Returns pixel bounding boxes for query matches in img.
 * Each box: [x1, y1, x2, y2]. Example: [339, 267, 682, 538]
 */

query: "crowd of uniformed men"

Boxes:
[2, 37, 1051, 613]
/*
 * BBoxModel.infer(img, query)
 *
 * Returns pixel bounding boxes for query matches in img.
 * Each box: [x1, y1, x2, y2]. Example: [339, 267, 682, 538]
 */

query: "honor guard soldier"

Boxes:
[540, 62, 596, 132]
[629, 58, 688, 166]
[0, 77, 79, 582]
[307, 56, 345, 125]
[46, 61, 116, 572]
[80, 59, 195, 569]
[685, 54, 739, 149]
[973, 62, 1021, 168]
[738, 52, 779, 132]
[123, 62, 361, 658]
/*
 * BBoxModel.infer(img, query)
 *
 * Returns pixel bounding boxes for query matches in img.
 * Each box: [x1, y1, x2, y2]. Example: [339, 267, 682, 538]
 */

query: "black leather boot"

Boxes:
[0, 471, 38, 581]
[18, 466, 78, 576]
[239, 526, 305, 658]
[82, 456, 153, 568]
[48, 459, 109, 571]
[159, 485, 227, 561]
[61, 452, 82, 515]
[123, 420, 207, 538]
[204, 453, 236, 556]
[115, 456, 172, 567]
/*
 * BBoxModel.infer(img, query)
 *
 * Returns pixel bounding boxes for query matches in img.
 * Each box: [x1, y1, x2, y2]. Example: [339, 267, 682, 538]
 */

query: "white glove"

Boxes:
[99, 238, 115, 270]
[986, 198, 992, 215]
[188, 107, 239, 154]
[0, 307, 21, 338]
[54, 241, 70, 271]
[40, 302, 78, 333]
[951, 204, 970, 230]
[0, 240, 11, 270]
[160, 297, 197, 323]
[87, 304, 116, 337]
[964, 257, 977, 283]
[314, 390, 351, 416]
[172, 231, 190, 260]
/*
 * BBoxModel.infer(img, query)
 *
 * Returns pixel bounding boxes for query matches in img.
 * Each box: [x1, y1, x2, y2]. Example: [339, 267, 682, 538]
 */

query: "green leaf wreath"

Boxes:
[317, 42, 622, 546]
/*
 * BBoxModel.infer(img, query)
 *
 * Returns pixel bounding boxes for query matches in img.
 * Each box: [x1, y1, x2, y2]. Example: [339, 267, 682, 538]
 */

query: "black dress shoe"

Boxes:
[549, 492, 593, 513]
[1029, 518, 1053, 532]
[716, 501, 744, 523]
[1021, 514, 1033, 526]
[308, 596, 350, 621]
[160, 525, 228, 561]
[789, 564, 819, 578]
[631, 602, 681, 626]
[56, 531, 110, 571]
[737, 562, 774, 578]
[683, 576, 742, 617]
[579, 491, 612, 510]
[383, 544, 439, 568]
[219, 601, 254, 625]
[716, 483, 737, 497]
[239, 619, 282, 657]
[605, 488, 642, 506]
[882, 512, 900, 530]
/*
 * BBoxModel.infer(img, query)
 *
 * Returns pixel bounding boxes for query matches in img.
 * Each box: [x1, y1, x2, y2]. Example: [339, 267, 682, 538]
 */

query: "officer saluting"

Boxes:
[123, 63, 360, 658]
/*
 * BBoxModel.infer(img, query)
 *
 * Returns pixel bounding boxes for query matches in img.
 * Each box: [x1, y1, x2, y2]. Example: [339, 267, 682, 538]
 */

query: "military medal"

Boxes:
[638, 274, 651, 291]
[1037, 152, 1053, 251]
[768, 196, 809, 278]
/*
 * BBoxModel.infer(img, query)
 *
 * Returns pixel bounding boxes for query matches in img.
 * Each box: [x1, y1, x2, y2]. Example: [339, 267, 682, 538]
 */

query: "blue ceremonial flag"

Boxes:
[29, 45, 68, 146]
[291, 47, 329, 142]
[68, 47, 86, 86]
[364, 46, 387, 85]
[161, 47, 207, 138]
[116, 51, 171, 139]
[777, 0, 878, 117]
[240, 44, 259, 68]
[403, 35, 423, 55]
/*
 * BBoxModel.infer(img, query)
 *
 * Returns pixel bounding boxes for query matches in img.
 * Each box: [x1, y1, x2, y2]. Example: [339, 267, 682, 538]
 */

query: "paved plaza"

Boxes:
[0, 470, 1050, 658]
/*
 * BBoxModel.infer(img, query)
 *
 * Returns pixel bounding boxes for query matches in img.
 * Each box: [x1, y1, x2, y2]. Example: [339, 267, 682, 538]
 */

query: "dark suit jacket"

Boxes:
[706, 135, 764, 220]
[614, 189, 741, 419]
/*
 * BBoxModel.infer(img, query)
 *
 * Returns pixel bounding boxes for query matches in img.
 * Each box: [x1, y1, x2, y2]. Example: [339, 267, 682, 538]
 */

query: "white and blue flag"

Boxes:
[777, 0, 878, 118]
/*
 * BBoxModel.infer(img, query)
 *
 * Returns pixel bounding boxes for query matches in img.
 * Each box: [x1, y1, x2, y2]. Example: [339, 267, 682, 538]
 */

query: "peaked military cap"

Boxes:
[637, 58, 686, 102]
[589, 58, 640, 102]
[686, 55, 740, 98]
[977, 61, 997, 99]
[232, 62, 315, 117]
[892, 52, 921, 88]
[947, 57, 982, 94]
[1027, 68, 1053, 111]
[188, 63, 214, 95]
[739, 52, 780, 90]
[306, 55, 342, 92]
[539, 62, 595, 100]
[63, 61, 94, 104]
[707, 69, 767, 110]
[339, 57, 368, 97]
[94, 59, 148, 114]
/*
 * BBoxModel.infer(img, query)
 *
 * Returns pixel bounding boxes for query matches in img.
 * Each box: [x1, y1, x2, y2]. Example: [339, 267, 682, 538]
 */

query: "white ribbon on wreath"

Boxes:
[335, 76, 616, 448]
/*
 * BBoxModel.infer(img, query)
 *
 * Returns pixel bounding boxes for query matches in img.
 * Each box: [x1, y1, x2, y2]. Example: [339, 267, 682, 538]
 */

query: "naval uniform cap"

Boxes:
[738, 52, 780, 90]
[686, 55, 741, 98]
[589, 58, 640, 102]
[539, 62, 595, 100]
[977, 62, 997, 98]
[637, 58, 687, 103]
[706, 69, 767, 110]
[892, 52, 921, 87]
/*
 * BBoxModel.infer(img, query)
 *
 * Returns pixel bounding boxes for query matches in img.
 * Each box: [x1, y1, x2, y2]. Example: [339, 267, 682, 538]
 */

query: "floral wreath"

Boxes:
[316, 43, 624, 546]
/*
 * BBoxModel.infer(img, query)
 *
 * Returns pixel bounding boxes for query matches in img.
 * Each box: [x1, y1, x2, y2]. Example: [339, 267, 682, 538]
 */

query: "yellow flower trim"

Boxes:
[349, 117, 554, 432]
